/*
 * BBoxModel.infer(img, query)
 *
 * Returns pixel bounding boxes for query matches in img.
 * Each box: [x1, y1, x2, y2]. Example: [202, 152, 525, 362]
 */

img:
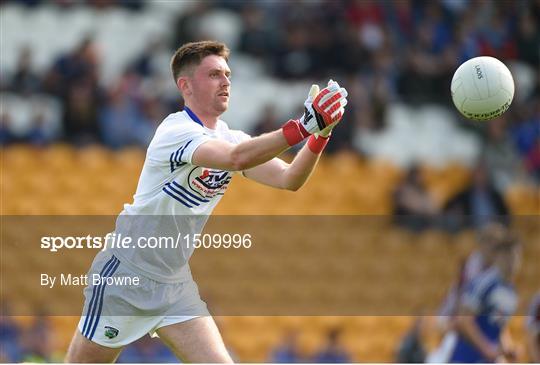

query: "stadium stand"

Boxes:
[2, 145, 539, 361]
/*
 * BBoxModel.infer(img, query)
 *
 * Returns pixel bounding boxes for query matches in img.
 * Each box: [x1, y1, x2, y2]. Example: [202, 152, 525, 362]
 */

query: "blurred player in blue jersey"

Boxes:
[449, 227, 520, 363]
[438, 223, 499, 320]
[526, 291, 540, 363]
[428, 223, 501, 363]
[65, 41, 348, 363]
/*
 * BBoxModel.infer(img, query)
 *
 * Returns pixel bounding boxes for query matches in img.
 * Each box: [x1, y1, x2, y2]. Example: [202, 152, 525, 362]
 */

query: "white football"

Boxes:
[451, 56, 514, 121]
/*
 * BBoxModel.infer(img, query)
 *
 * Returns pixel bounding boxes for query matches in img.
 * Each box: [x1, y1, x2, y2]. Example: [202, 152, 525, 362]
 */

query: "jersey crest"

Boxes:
[188, 166, 232, 199]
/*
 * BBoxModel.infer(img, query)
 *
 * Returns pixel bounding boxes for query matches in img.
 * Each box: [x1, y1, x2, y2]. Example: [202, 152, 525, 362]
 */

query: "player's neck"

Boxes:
[184, 104, 218, 129]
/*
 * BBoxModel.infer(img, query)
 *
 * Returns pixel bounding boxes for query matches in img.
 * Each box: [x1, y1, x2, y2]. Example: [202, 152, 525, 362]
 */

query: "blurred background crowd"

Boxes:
[2, 0, 539, 222]
[1, 0, 539, 363]
[2, 0, 539, 176]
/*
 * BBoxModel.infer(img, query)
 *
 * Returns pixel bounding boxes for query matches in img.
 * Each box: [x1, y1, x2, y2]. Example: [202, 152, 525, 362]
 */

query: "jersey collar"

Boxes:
[183, 106, 204, 127]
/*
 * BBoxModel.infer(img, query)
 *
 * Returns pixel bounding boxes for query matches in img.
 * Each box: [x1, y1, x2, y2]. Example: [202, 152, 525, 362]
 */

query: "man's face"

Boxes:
[184, 55, 231, 117]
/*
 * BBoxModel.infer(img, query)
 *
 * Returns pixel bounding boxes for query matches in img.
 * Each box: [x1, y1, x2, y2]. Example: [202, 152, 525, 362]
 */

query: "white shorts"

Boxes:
[77, 250, 209, 348]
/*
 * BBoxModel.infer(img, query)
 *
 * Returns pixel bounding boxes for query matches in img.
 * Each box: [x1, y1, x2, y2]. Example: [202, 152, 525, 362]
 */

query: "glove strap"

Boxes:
[307, 134, 330, 154]
[282, 119, 310, 146]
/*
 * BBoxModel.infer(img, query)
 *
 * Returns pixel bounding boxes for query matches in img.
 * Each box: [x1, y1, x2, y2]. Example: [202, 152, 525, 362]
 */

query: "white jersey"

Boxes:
[110, 108, 250, 283]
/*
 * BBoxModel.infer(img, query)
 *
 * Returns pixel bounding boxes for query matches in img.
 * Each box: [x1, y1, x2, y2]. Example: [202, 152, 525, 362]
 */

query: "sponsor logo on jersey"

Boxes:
[188, 167, 232, 199]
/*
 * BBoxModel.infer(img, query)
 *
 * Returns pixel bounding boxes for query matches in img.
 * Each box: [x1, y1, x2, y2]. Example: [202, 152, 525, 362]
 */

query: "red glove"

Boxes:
[282, 80, 347, 146]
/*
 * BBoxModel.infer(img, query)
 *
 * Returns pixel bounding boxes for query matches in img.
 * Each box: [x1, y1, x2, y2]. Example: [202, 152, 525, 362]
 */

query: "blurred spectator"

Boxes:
[345, 0, 384, 30]
[99, 69, 143, 149]
[396, 2, 457, 104]
[312, 328, 351, 363]
[516, 12, 540, 68]
[269, 329, 302, 363]
[0, 109, 53, 146]
[62, 76, 103, 145]
[327, 77, 369, 153]
[171, 2, 211, 49]
[117, 335, 176, 363]
[44, 37, 103, 145]
[9, 0, 42, 7]
[453, 12, 482, 64]
[136, 96, 164, 146]
[526, 292, 540, 363]
[273, 24, 313, 80]
[252, 104, 279, 136]
[510, 100, 540, 183]
[26, 111, 52, 146]
[332, 22, 369, 76]
[0, 112, 16, 145]
[395, 317, 426, 363]
[117, 0, 145, 12]
[482, 116, 524, 191]
[238, 3, 274, 60]
[9, 46, 41, 95]
[309, 1, 352, 78]
[523, 139, 540, 183]
[386, 0, 415, 44]
[443, 160, 509, 230]
[44, 37, 100, 96]
[131, 39, 164, 78]
[393, 165, 438, 231]
[368, 71, 391, 131]
[475, 6, 517, 60]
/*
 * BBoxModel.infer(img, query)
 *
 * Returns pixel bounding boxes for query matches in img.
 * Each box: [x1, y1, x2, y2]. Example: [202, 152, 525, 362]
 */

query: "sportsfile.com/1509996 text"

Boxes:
[40, 233, 252, 252]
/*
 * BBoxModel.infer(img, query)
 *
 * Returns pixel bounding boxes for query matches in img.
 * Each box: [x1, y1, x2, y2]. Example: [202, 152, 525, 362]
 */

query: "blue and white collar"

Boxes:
[184, 106, 204, 127]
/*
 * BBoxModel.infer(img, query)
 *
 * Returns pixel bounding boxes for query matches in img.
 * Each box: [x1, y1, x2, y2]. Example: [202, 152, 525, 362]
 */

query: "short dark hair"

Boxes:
[170, 41, 230, 83]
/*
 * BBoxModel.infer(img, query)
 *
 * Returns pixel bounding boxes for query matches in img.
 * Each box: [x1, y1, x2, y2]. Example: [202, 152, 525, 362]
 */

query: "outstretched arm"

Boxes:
[243, 135, 328, 191]
[192, 130, 290, 171]
[192, 80, 347, 174]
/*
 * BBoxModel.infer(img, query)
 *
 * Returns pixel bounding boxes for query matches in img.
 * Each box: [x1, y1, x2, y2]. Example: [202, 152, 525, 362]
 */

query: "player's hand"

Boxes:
[317, 80, 348, 138]
[281, 79, 347, 148]
[300, 79, 348, 135]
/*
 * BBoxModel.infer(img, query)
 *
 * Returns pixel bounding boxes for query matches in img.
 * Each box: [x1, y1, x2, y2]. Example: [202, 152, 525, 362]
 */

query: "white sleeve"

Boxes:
[229, 129, 252, 144]
[228, 129, 252, 176]
[149, 121, 212, 168]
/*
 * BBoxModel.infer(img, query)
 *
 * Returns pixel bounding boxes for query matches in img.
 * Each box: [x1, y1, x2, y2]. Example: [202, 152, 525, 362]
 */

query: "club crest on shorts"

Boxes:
[104, 326, 119, 339]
